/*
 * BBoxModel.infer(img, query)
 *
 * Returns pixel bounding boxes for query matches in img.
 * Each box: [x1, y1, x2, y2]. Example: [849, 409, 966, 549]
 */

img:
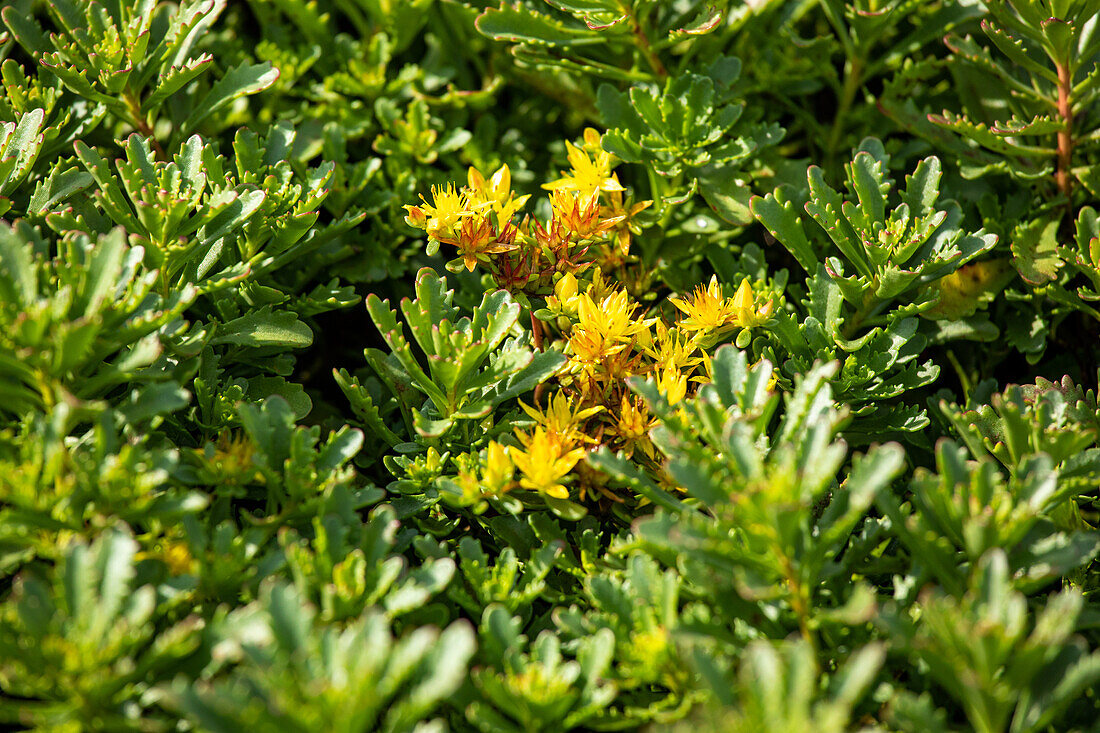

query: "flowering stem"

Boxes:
[826, 56, 863, 170]
[1055, 60, 1074, 206]
[622, 2, 667, 79]
[124, 89, 165, 158]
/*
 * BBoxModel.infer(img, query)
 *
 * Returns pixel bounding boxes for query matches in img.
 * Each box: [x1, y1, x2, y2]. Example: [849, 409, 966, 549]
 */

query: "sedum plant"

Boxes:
[597, 347, 905, 656]
[884, 550, 1100, 733]
[2, 0, 278, 148]
[0, 528, 201, 730]
[351, 266, 565, 445]
[679, 639, 886, 733]
[753, 139, 1001, 436]
[0, 223, 201, 415]
[167, 582, 475, 733]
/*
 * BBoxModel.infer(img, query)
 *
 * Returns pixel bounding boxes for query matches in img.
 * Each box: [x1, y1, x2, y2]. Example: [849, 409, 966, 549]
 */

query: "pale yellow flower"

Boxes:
[731, 277, 774, 329]
[482, 441, 515, 494]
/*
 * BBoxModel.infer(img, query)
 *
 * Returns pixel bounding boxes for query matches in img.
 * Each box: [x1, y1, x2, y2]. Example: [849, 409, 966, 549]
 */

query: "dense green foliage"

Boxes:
[2, 0, 1100, 730]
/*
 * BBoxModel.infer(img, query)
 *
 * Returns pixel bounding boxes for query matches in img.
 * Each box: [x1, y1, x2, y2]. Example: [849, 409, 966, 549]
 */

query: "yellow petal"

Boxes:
[542, 178, 574, 191]
[564, 140, 588, 171]
[490, 164, 510, 192]
[468, 166, 486, 191]
[403, 205, 427, 228]
[732, 278, 753, 311]
[555, 272, 579, 300]
[519, 400, 542, 421]
[668, 295, 692, 315]
[599, 173, 625, 192]
[546, 484, 570, 500]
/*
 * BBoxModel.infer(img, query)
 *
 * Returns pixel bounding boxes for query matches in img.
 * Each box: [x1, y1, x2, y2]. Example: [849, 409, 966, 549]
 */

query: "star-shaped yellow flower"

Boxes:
[467, 163, 530, 223]
[520, 391, 603, 446]
[403, 183, 479, 241]
[510, 427, 587, 499]
[670, 276, 737, 334]
[543, 128, 625, 198]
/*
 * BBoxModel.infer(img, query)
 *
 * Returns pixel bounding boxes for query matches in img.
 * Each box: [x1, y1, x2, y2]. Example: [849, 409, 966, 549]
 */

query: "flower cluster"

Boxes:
[453, 274, 773, 506]
[406, 130, 778, 507]
[461, 270, 774, 503]
[403, 129, 651, 293]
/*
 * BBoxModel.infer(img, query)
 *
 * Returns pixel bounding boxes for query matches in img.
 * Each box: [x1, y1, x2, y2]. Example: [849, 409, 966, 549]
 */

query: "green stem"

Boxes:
[647, 166, 667, 218]
[826, 56, 863, 167]
[780, 552, 820, 672]
[841, 291, 883, 341]
[945, 349, 972, 403]
[658, 173, 684, 230]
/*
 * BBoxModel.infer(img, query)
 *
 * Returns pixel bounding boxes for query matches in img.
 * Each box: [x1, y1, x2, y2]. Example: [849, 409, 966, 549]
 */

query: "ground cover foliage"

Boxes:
[2, 0, 1100, 729]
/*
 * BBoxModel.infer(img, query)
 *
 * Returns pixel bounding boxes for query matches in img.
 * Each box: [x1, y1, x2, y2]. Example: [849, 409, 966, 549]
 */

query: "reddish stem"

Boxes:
[124, 90, 166, 158]
[623, 3, 666, 78]
[1055, 61, 1073, 200]
[530, 310, 544, 351]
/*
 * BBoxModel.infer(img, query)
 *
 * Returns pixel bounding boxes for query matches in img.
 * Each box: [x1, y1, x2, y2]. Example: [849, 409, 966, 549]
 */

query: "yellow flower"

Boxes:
[543, 128, 625, 198]
[570, 326, 628, 365]
[670, 277, 774, 337]
[731, 277, 774, 330]
[584, 267, 617, 302]
[647, 322, 702, 373]
[549, 189, 620, 239]
[614, 395, 657, 459]
[451, 215, 518, 271]
[544, 271, 582, 324]
[510, 427, 586, 499]
[570, 288, 653, 366]
[670, 276, 738, 334]
[577, 289, 650, 345]
[453, 462, 483, 503]
[403, 183, 479, 241]
[655, 365, 690, 405]
[467, 163, 530, 222]
[452, 445, 515, 502]
[137, 537, 195, 575]
[163, 541, 194, 575]
[600, 189, 653, 257]
[200, 432, 262, 486]
[467, 163, 509, 203]
[520, 391, 603, 446]
[482, 441, 515, 494]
